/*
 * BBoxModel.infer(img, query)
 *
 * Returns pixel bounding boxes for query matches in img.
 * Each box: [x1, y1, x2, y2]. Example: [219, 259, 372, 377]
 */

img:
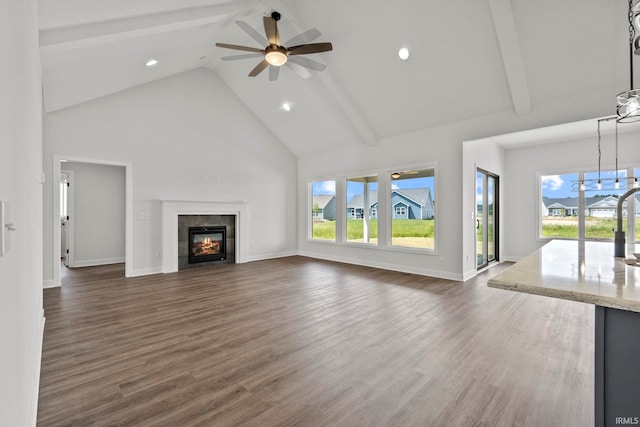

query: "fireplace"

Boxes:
[162, 201, 246, 273]
[188, 226, 226, 264]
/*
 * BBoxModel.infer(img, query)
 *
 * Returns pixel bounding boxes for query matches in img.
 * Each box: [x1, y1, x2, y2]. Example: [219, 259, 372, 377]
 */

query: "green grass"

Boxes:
[312, 220, 337, 240]
[314, 217, 640, 242]
[312, 219, 435, 240]
[542, 217, 640, 239]
[346, 219, 378, 240]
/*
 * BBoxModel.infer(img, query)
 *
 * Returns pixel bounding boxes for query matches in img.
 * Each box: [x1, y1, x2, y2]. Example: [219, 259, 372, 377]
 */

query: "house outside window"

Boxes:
[308, 166, 436, 251]
[346, 176, 378, 244]
[311, 180, 336, 241]
[390, 169, 436, 249]
[540, 169, 638, 241]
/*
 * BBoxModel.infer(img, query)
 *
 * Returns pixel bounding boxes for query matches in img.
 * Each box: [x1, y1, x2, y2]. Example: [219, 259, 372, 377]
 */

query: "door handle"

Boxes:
[476, 219, 480, 229]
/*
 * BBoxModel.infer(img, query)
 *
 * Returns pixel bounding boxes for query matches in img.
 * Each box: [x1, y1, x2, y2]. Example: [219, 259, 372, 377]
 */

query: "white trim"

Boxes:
[298, 250, 462, 281]
[247, 250, 298, 262]
[72, 257, 126, 268]
[128, 266, 163, 277]
[29, 312, 45, 427]
[462, 270, 477, 281]
[43, 279, 59, 288]
[161, 200, 249, 273]
[51, 156, 133, 287]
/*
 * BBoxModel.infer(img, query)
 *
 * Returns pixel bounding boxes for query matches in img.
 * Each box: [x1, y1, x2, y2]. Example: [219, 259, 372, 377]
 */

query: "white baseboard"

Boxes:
[503, 255, 523, 262]
[297, 250, 464, 281]
[73, 257, 125, 268]
[246, 250, 298, 263]
[30, 311, 45, 426]
[462, 270, 477, 281]
[127, 266, 162, 277]
[43, 278, 59, 289]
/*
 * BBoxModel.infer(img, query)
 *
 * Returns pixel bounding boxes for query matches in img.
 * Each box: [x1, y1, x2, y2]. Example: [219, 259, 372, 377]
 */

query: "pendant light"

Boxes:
[617, 0, 640, 122]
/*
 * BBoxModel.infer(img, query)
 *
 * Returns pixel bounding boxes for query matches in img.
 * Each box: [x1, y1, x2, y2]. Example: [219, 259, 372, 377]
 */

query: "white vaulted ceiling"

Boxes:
[39, 0, 630, 157]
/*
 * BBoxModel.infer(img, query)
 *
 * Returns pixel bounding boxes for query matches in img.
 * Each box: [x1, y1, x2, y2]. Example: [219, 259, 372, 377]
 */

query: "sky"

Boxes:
[312, 176, 436, 202]
[541, 169, 638, 198]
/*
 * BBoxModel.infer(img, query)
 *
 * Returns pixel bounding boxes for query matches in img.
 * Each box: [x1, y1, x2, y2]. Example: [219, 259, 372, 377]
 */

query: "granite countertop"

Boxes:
[488, 240, 640, 312]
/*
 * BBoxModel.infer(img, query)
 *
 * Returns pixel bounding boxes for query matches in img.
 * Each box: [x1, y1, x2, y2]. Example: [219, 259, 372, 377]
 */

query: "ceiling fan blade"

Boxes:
[288, 42, 333, 55]
[235, 20, 268, 46]
[269, 65, 280, 81]
[249, 59, 269, 77]
[288, 56, 327, 72]
[215, 43, 264, 53]
[220, 53, 263, 61]
[284, 61, 311, 79]
[263, 15, 280, 46]
[284, 28, 321, 47]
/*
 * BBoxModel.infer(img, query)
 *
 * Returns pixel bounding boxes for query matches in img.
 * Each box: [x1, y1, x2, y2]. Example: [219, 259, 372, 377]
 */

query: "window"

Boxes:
[60, 173, 68, 218]
[584, 169, 627, 240]
[346, 176, 378, 244]
[390, 169, 435, 249]
[540, 173, 579, 239]
[540, 168, 639, 241]
[311, 180, 336, 240]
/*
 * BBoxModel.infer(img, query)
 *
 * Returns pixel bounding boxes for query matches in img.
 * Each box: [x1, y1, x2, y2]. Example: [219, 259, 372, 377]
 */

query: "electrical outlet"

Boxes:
[439, 258, 445, 266]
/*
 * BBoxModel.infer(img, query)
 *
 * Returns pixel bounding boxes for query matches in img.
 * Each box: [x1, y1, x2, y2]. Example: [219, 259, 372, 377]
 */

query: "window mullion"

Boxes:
[578, 171, 586, 239]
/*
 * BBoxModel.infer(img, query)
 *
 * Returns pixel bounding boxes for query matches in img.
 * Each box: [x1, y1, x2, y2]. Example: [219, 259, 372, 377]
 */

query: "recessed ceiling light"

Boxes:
[282, 102, 291, 112]
[398, 47, 410, 61]
[145, 59, 158, 67]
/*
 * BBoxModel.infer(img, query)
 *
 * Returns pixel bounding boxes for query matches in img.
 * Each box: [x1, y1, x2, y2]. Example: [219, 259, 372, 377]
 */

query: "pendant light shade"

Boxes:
[618, 0, 640, 122]
[616, 89, 640, 122]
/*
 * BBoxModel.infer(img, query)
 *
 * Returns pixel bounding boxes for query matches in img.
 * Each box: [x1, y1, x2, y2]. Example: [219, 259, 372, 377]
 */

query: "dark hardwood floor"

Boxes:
[38, 257, 594, 426]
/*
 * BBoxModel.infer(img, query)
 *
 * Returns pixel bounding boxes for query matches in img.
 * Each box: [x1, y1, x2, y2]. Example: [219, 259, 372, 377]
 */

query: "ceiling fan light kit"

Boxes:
[265, 46, 288, 66]
[215, 11, 333, 81]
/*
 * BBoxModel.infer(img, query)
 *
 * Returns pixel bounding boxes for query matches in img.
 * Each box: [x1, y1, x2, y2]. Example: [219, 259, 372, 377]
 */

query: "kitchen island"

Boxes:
[488, 240, 640, 427]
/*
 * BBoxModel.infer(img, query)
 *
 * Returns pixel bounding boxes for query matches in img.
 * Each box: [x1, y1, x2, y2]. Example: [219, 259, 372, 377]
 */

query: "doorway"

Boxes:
[60, 171, 74, 268]
[52, 156, 133, 287]
[476, 168, 499, 270]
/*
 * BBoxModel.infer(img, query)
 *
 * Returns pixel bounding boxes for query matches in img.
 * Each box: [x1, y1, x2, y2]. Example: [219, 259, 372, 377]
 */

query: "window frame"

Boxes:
[538, 166, 638, 242]
[309, 179, 337, 242]
[345, 175, 379, 246]
[307, 162, 438, 255]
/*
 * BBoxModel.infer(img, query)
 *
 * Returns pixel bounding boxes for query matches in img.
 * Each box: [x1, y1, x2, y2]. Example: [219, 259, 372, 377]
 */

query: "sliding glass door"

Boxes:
[476, 168, 499, 269]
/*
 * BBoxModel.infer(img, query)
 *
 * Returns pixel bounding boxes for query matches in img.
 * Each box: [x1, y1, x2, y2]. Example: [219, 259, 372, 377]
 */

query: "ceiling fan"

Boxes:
[216, 11, 333, 81]
[391, 171, 420, 179]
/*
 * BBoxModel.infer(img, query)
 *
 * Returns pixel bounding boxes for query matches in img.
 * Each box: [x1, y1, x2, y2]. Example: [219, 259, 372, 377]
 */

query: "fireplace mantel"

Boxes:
[161, 200, 248, 273]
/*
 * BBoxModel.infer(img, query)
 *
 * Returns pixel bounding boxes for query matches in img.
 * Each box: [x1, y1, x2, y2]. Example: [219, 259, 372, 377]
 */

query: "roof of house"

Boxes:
[542, 194, 640, 209]
[348, 189, 432, 209]
[312, 195, 335, 209]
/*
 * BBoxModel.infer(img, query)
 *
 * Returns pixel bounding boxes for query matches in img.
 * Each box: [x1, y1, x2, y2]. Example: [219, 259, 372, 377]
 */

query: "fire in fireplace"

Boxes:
[188, 226, 226, 264]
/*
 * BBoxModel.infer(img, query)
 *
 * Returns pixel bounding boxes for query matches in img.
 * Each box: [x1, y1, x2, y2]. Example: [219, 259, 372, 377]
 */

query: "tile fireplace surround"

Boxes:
[161, 201, 248, 273]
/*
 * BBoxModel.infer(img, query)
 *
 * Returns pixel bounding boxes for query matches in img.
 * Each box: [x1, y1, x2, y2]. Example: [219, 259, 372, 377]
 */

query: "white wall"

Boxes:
[44, 68, 297, 282]
[63, 162, 126, 267]
[298, 86, 617, 280]
[503, 129, 640, 260]
[462, 138, 505, 279]
[0, 0, 44, 425]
